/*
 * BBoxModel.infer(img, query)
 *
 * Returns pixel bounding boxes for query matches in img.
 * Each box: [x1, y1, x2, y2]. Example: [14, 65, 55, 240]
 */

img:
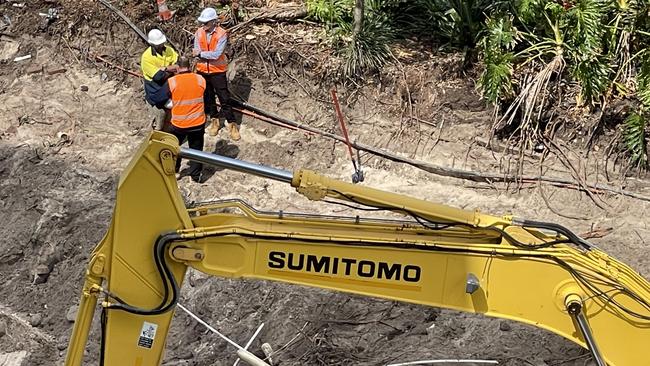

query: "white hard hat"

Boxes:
[147, 29, 167, 46]
[198, 7, 218, 23]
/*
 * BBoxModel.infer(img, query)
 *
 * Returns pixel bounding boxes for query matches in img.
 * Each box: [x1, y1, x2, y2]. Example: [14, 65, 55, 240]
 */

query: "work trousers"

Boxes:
[199, 71, 237, 124]
[164, 124, 205, 181]
[147, 104, 170, 131]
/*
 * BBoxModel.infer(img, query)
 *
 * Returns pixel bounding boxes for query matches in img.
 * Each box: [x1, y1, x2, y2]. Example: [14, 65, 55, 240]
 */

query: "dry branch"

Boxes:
[93, 54, 142, 78]
[97, 0, 146, 41]
[97, 0, 180, 51]
[579, 227, 614, 239]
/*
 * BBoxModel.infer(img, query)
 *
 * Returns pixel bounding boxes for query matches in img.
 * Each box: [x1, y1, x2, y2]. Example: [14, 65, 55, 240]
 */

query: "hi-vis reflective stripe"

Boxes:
[172, 111, 205, 121]
[195, 74, 206, 88]
[169, 75, 205, 91]
[173, 97, 204, 106]
[201, 58, 227, 66]
[198, 57, 227, 71]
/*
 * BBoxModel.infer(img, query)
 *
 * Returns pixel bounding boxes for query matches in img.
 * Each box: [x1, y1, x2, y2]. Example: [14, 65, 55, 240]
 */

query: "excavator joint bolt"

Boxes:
[466, 273, 480, 294]
[160, 149, 176, 175]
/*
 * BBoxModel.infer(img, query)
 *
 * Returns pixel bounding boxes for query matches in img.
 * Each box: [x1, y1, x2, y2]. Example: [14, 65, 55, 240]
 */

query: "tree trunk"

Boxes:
[353, 0, 364, 38]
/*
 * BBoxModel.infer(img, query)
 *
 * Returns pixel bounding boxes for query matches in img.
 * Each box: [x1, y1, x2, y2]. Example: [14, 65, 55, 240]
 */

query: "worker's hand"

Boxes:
[192, 49, 201, 58]
[164, 65, 179, 73]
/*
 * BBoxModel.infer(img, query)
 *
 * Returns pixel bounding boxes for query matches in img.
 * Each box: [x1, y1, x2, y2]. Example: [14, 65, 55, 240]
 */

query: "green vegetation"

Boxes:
[305, 0, 395, 77]
[305, 0, 650, 170]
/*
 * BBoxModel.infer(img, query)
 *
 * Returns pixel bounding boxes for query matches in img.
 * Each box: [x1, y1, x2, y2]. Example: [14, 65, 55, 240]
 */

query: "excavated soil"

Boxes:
[1, 1, 649, 366]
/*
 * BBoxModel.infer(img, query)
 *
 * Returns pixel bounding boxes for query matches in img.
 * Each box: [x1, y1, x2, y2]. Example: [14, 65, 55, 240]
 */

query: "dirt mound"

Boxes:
[0, 304, 57, 366]
[0, 143, 115, 364]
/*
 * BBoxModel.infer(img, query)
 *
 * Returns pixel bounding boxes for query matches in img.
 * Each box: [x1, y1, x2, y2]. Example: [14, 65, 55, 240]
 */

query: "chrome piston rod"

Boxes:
[179, 148, 294, 183]
[567, 300, 607, 366]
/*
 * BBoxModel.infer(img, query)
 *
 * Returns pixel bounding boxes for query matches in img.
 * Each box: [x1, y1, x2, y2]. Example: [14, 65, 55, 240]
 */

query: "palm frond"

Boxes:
[339, 13, 394, 78]
[568, 0, 608, 52]
[478, 15, 518, 104]
[497, 54, 566, 132]
[306, 0, 352, 25]
[479, 52, 514, 103]
[637, 52, 650, 107]
[572, 54, 612, 104]
[622, 112, 648, 168]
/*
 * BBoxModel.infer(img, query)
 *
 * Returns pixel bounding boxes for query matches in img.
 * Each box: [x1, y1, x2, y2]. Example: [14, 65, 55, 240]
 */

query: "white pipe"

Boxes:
[176, 304, 270, 366]
[236, 349, 269, 366]
[13, 55, 31, 62]
[233, 323, 265, 366]
[387, 360, 499, 366]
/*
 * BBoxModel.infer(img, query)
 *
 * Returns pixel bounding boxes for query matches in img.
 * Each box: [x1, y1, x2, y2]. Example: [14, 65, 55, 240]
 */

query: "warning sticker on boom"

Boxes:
[137, 321, 158, 349]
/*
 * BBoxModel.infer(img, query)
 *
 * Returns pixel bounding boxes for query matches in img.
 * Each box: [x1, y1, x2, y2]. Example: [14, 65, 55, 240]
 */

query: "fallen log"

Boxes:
[229, 4, 308, 33]
[253, 4, 307, 21]
[235, 101, 650, 202]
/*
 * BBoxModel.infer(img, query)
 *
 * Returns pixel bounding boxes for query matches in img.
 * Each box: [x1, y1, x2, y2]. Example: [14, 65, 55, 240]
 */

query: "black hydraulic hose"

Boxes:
[104, 227, 649, 322]
[106, 232, 183, 315]
[99, 232, 183, 365]
[516, 219, 594, 250]
[329, 189, 574, 248]
[99, 307, 107, 366]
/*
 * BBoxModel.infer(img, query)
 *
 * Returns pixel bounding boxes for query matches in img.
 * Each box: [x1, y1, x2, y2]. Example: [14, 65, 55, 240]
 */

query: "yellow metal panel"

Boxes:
[65, 132, 193, 366]
[185, 209, 650, 366]
[101, 132, 192, 366]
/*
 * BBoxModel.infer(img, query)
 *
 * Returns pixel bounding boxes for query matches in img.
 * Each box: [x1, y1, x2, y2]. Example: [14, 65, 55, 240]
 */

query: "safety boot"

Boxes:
[207, 118, 221, 136]
[227, 122, 241, 141]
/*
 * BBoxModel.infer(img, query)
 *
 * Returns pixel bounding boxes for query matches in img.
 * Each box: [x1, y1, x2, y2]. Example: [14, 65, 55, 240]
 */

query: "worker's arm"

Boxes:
[151, 70, 169, 84]
[140, 50, 157, 81]
[169, 46, 178, 65]
[142, 47, 178, 83]
[64, 132, 650, 366]
[194, 31, 227, 60]
[141, 54, 166, 82]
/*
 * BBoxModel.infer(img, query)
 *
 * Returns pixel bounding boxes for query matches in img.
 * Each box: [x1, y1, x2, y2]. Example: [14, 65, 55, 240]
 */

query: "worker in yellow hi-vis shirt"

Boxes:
[140, 28, 178, 130]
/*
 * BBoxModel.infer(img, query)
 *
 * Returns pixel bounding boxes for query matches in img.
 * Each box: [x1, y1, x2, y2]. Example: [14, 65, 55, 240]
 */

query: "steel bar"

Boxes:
[179, 148, 293, 183]
[568, 302, 607, 366]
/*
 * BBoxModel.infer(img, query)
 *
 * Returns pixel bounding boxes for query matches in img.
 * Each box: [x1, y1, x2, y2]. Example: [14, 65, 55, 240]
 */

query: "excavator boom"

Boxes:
[65, 132, 650, 366]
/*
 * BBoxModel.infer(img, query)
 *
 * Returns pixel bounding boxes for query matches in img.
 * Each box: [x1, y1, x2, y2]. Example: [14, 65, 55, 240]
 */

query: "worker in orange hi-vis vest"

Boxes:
[192, 7, 241, 141]
[164, 57, 208, 183]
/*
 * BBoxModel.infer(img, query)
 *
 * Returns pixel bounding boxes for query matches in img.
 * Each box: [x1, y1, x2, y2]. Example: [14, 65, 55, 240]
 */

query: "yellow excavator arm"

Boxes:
[64, 132, 650, 366]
